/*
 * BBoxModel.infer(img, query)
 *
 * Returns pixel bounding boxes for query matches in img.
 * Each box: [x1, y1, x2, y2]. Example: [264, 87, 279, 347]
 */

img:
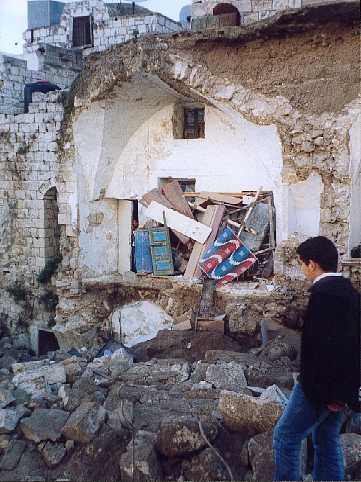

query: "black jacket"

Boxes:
[300, 275, 360, 408]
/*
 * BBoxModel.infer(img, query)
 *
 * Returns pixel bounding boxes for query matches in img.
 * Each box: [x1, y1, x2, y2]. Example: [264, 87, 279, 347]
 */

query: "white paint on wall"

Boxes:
[349, 111, 361, 253]
[287, 172, 323, 237]
[118, 200, 133, 273]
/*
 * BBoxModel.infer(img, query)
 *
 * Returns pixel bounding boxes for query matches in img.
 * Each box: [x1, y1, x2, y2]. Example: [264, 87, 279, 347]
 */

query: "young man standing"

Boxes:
[273, 236, 360, 481]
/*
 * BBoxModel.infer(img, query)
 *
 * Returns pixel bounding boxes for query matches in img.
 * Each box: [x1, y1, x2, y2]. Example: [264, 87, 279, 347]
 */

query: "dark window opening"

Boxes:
[43, 187, 60, 261]
[183, 108, 205, 139]
[213, 3, 240, 26]
[73, 16, 93, 48]
[159, 178, 196, 193]
[38, 330, 59, 356]
[30, 29, 34, 43]
[131, 200, 139, 273]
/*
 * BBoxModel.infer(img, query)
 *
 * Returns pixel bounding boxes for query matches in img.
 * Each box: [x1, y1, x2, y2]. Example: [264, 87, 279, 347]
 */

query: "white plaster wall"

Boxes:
[287, 173, 323, 238]
[74, 106, 120, 276]
[101, 79, 284, 241]
[349, 112, 361, 253]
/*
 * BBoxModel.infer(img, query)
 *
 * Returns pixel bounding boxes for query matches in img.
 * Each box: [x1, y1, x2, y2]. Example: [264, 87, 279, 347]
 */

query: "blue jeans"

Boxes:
[273, 383, 345, 481]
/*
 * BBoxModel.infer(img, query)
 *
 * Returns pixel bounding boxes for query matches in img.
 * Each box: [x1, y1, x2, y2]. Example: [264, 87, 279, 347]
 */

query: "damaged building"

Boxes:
[0, 0, 360, 479]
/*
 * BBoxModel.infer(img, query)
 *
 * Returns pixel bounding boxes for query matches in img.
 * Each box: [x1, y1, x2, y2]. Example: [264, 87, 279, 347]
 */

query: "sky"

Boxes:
[0, 0, 190, 55]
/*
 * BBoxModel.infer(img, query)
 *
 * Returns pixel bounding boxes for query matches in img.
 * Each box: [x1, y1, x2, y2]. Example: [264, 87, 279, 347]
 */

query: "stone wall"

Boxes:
[0, 4, 359, 341]
[0, 46, 81, 115]
[191, 0, 356, 27]
[0, 90, 73, 336]
[23, 0, 182, 58]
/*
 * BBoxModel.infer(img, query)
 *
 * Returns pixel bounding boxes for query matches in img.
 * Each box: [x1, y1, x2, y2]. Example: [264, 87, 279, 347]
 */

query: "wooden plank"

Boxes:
[145, 201, 212, 244]
[140, 189, 189, 245]
[140, 188, 173, 209]
[162, 181, 194, 219]
[184, 206, 217, 279]
[196, 192, 243, 205]
[184, 205, 225, 280]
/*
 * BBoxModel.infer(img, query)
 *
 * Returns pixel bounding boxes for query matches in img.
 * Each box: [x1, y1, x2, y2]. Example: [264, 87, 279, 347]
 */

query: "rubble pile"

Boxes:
[0, 330, 360, 482]
[137, 181, 276, 285]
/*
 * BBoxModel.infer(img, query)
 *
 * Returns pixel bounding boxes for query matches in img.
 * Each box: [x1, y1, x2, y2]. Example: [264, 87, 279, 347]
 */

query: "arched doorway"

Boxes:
[213, 3, 241, 26]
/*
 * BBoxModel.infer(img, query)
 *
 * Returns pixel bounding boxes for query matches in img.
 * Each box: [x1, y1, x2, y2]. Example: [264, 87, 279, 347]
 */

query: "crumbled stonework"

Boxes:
[0, 3, 360, 342]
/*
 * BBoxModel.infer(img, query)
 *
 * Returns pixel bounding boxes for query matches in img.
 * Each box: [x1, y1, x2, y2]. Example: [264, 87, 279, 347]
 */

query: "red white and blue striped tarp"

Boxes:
[200, 226, 257, 287]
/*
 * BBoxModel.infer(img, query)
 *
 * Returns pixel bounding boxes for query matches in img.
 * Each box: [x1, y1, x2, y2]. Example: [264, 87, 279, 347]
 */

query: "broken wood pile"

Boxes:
[137, 181, 276, 286]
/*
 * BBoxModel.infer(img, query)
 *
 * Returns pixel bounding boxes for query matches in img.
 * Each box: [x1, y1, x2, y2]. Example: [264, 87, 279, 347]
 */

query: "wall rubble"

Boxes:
[0, 4, 359, 343]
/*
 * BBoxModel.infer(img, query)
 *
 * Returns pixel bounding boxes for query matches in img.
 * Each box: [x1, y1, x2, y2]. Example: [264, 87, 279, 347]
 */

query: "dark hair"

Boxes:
[296, 236, 338, 272]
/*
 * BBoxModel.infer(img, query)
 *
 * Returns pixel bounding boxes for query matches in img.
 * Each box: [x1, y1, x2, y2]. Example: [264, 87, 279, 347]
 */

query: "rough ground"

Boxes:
[0, 326, 360, 481]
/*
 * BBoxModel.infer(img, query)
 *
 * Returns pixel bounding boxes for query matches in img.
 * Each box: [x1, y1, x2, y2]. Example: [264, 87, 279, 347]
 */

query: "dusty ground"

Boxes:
[192, 23, 359, 115]
[131, 330, 249, 362]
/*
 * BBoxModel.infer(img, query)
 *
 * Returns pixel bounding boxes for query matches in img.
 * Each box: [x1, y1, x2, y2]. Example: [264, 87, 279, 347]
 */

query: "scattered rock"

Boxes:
[20, 408, 69, 443]
[258, 337, 297, 362]
[0, 443, 47, 481]
[63, 357, 84, 384]
[245, 359, 295, 389]
[205, 350, 257, 365]
[120, 430, 163, 482]
[53, 321, 100, 352]
[0, 388, 15, 408]
[0, 407, 26, 434]
[121, 358, 190, 386]
[342, 433, 361, 480]
[205, 361, 247, 391]
[0, 355, 17, 371]
[0, 434, 10, 450]
[0, 439, 27, 470]
[181, 447, 229, 481]
[156, 416, 218, 457]
[219, 391, 283, 435]
[12, 360, 66, 397]
[40, 442, 67, 467]
[115, 301, 174, 348]
[62, 401, 106, 443]
[346, 412, 361, 435]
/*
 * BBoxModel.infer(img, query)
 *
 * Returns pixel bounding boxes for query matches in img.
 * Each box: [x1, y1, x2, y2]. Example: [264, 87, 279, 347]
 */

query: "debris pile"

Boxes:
[137, 181, 276, 285]
[0, 330, 360, 481]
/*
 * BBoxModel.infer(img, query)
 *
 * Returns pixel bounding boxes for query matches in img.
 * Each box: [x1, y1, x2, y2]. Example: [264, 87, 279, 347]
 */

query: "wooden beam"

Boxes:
[145, 201, 212, 244]
[162, 181, 195, 219]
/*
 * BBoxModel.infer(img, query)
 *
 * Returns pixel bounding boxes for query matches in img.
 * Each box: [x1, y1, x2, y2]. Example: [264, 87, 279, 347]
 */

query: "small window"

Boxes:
[159, 178, 196, 193]
[184, 108, 205, 139]
[73, 16, 93, 48]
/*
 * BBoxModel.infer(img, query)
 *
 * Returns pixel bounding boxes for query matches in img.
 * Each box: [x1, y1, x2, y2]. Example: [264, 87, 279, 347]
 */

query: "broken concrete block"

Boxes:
[0, 388, 15, 408]
[0, 439, 27, 470]
[241, 431, 306, 482]
[40, 442, 67, 468]
[342, 433, 361, 480]
[12, 359, 66, 397]
[0, 408, 25, 433]
[182, 447, 229, 481]
[116, 301, 174, 348]
[120, 430, 162, 482]
[20, 408, 69, 443]
[53, 321, 99, 352]
[219, 391, 283, 435]
[205, 361, 247, 392]
[62, 402, 106, 443]
[156, 416, 218, 457]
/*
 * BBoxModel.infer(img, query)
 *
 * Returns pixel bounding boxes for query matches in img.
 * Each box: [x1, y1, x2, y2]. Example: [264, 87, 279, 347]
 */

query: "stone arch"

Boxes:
[43, 187, 60, 262]
[213, 3, 241, 26]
